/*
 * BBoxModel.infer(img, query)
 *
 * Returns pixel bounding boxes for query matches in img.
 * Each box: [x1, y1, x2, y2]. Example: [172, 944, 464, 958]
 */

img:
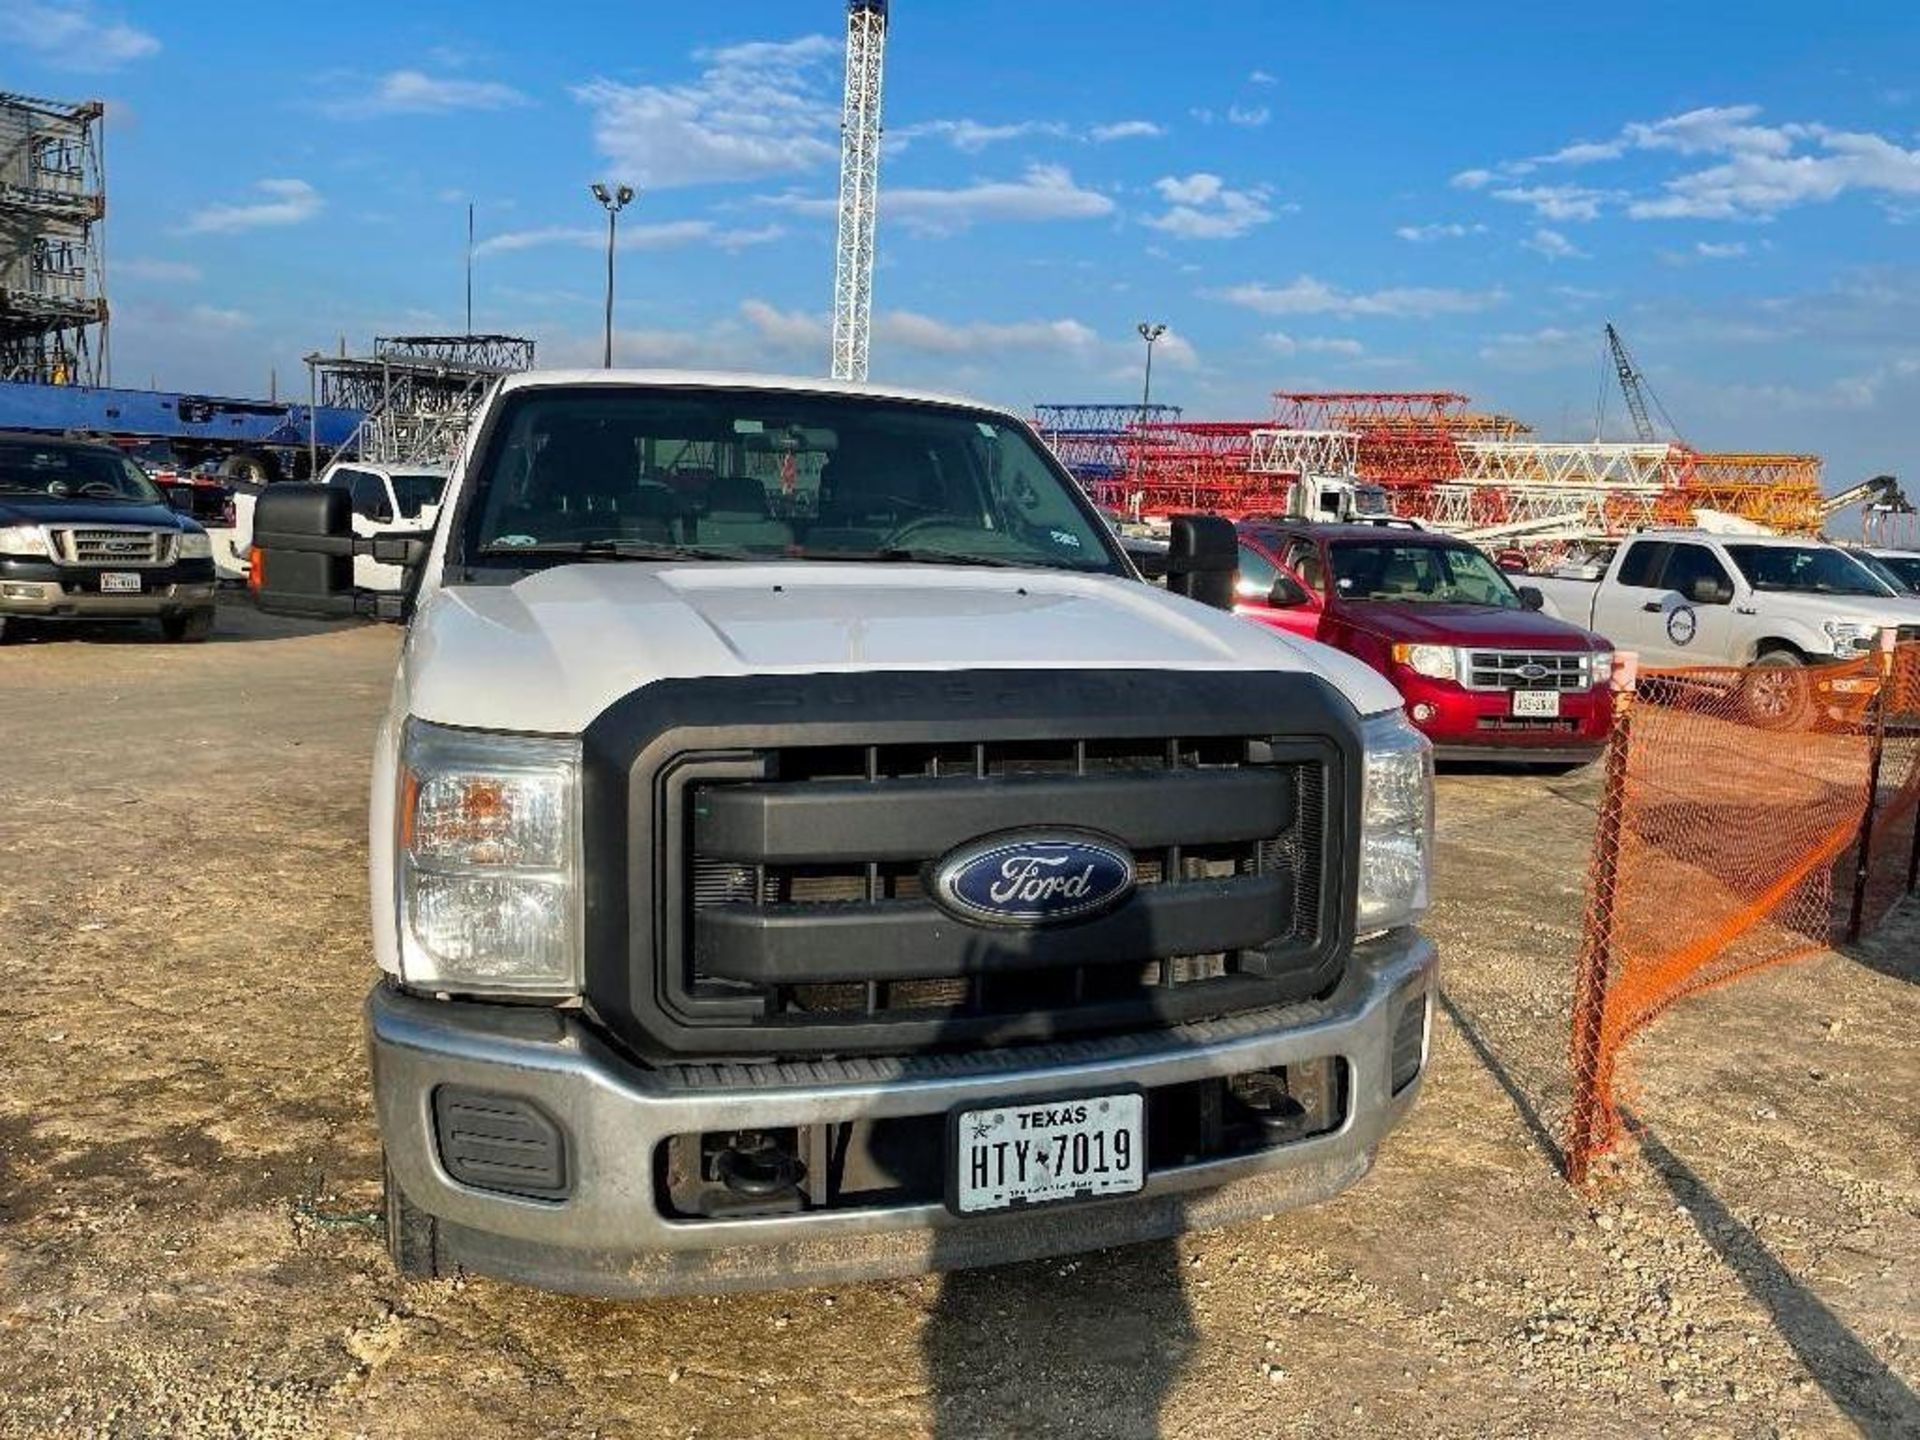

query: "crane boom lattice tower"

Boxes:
[0, 91, 107, 386]
[830, 0, 888, 382]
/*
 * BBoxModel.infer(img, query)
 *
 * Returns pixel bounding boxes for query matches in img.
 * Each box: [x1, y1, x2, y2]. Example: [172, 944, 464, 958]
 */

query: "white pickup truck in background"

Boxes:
[1531, 529, 1920, 674]
[223, 460, 446, 589]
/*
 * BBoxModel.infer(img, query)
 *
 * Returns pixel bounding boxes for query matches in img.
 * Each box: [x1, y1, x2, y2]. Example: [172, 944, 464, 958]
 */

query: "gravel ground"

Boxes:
[0, 599, 1914, 1440]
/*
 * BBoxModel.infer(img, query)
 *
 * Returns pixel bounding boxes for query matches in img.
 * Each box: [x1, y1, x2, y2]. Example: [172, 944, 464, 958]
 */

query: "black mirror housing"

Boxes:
[1517, 585, 1546, 611]
[253, 483, 358, 617]
[1166, 513, 1237, 611]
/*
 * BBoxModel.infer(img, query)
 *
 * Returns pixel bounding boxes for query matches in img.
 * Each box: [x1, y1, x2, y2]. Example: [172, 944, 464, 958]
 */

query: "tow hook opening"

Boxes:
[665, 1129, 809, 1218]
[715, 1130, 803, 1199]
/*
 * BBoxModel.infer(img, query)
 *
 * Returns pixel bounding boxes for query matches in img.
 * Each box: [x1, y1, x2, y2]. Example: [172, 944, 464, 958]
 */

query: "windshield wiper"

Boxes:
[478, 539, 752, 562]
[788, 547, 1034, 569]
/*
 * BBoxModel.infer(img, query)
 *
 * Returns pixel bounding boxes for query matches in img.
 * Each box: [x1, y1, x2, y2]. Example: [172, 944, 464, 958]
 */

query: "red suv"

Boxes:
[1236, 522, 1614, 766]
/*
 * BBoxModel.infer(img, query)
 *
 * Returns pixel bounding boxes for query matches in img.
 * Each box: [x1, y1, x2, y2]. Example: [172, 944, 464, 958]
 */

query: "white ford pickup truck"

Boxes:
[251, 370, 1437, 1297]
[1533, 530, 1920, 670]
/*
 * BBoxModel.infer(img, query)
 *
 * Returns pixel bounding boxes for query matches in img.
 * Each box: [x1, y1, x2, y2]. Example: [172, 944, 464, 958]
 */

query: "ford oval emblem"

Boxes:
[932, 831, 1135, 927]
[1517, 662, 1549, 681]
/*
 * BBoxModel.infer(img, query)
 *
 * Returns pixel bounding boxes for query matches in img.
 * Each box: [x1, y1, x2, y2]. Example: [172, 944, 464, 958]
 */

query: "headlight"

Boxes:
[0, 524, 49, 558]
[1588, 650, 1614, 686]
[1822, 619, 1878, 656]
[1390, 643, 1457, 681]
[177, 531, 212, 559]
[1357, 709, 1433, 936]
[397, 720, 582, 997]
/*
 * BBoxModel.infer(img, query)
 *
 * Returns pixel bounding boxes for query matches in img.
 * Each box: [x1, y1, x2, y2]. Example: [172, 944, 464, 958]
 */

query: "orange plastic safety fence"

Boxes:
[1566, 642, 1919, 1184]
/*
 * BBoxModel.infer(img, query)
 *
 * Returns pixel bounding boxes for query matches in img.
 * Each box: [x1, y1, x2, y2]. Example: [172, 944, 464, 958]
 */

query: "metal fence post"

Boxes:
[1846, 634, 1895, 944]
[1567, 653, 1639, 1186]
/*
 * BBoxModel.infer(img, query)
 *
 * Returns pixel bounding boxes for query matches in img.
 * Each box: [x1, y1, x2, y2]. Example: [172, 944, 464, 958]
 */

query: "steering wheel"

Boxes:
[881, 514, 960, 547]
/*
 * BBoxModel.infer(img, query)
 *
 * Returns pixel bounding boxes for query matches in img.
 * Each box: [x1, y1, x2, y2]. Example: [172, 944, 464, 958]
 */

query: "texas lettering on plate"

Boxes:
[951, 1091, 1145, 1215]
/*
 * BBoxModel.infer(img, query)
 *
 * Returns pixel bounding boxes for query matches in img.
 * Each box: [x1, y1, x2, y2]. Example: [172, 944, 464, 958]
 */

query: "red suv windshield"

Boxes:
[1329, 541, 1521, 607]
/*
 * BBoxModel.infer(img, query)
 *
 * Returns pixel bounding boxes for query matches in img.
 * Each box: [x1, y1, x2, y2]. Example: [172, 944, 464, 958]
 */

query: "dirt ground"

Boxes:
[1, 599, 1914, 1440]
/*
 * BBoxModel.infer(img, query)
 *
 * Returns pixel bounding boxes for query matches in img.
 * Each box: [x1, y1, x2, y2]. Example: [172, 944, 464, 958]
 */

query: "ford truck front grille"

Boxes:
[53, 527, 173, 566]
[1461, 650, 1589, 692]
[580, 669, 1360, 1062]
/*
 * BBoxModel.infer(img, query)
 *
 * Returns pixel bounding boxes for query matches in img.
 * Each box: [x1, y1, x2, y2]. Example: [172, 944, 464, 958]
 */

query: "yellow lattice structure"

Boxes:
[1663, 451, 1826, 534]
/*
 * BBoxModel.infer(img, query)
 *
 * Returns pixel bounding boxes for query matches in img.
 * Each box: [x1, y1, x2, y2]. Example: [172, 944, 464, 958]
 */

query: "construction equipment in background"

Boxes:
[306, 334, 534, 473]
[0, 91, 107, 386]
[1032, 401, 1180, 490]
[1604, 321, 1676, 444]
[830, 0, 888, 382]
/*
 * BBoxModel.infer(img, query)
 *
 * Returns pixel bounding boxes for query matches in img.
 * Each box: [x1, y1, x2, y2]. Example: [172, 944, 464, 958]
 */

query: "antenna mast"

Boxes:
[831, 0, 888, 381]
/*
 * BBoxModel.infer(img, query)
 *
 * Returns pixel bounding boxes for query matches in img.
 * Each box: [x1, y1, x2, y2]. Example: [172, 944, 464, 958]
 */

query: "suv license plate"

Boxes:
[1511, 690, 1560, 717]
[99, 572, 142, 593]
[949, 1091, 1145, 1215]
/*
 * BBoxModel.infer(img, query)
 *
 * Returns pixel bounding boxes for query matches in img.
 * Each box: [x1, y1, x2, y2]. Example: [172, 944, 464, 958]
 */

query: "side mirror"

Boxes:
[1166, 513, 1237, 611]
[253, 484, 357, 617]
[1268, 574, 1311, 608]
[1517, 585, 1546, 612]
[253, 483, 427, 620]
[1689, 575, 1732, 605]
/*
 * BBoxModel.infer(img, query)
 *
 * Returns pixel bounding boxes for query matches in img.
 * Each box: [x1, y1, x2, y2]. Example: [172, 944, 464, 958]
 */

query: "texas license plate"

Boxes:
[99, 572, 142, 593]
[949, 1091, 1146, 1215]
[1511, 690, 1560, 717]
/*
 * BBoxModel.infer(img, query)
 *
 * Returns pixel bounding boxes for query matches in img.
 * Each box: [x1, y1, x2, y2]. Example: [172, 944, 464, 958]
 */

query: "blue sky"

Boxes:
[8, 0, 1920, 493]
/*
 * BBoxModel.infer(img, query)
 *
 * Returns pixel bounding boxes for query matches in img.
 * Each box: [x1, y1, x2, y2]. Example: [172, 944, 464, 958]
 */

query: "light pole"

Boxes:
[1134, 322, 1167, 497]
[590, 182, 635, 368]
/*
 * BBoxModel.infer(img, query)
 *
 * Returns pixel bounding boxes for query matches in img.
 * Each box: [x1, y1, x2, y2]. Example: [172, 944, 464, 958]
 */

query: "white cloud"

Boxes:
[739, 300, 823, 350]
[870, 164, 1114, 234]
[1089, 120, 1164, 143]
[1476, 326, 1592, 370]
[1143, 172, 1274, 240]
[323, 69, 529, 118]
[573, 34, 839, 188]
[0, 0, 157, 72]
[1489, 184, 1613, 222]
[876, 311, 1104, 358]
[116, 257, 203, 284]
[475, 220, 783, 257]
[1265, 332, 1365, 358]
[1522, 227, 1586, 260]
[1212, 275, 1506, 319]
[178, 179, 323, 235]
[1457, 104, 1920, 223]
[1395, 221, 1487, 242]
[891, 118, 1070, 153]
[1227, 105, 1271, 129]
[1249, 69, 1277, 86]
[185, 304, 252, 331]
[1695, 240, 1749, 259]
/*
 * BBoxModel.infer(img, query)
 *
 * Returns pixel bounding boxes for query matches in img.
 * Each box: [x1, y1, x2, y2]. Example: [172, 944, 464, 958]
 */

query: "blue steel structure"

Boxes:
[0, 379, 362, 475]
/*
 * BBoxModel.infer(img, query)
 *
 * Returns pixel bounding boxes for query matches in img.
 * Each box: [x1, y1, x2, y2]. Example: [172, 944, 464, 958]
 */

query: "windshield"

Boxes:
[1328, 540, 1520, 606]
[462, 386, 1125, 575]
[1724, 544, 1892, 597]
[391, 472, 446, 519]
[0, 441, 163, 504]
[1872, 551, 1920, 592]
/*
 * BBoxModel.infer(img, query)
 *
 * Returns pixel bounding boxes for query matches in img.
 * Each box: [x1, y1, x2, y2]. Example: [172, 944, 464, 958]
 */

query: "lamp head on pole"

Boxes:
[590, 182, 611, 205]
[1137, 322, 1167, 344]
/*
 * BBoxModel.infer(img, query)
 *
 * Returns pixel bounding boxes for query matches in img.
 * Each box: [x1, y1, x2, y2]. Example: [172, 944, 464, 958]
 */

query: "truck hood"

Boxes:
[1338, 601, 1603, 649]
[403, 561, 1403, 733]
[0, 496, 193, 530]
[1740, 589, 1920, 628]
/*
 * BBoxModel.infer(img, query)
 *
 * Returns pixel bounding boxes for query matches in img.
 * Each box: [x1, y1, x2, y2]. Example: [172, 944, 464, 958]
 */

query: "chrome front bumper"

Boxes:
[370, 930, 1436, 1297]
[0, 578, 215, 617]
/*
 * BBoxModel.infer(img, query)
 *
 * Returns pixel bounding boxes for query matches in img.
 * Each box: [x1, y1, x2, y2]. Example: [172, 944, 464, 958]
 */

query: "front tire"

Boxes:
[1741, 648, 1810, 729]
[160, 608, 215, 643]
[383, 1153, 445, 1279]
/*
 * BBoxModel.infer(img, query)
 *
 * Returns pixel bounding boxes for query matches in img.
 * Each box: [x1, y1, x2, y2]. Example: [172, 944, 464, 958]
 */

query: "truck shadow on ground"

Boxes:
[915, 921, 1204, 1439]
[0, 602, 368, 648]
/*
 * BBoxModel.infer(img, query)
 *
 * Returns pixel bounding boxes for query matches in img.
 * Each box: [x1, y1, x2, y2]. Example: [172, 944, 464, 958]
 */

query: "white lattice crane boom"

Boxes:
[831, 0, 888, 382]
